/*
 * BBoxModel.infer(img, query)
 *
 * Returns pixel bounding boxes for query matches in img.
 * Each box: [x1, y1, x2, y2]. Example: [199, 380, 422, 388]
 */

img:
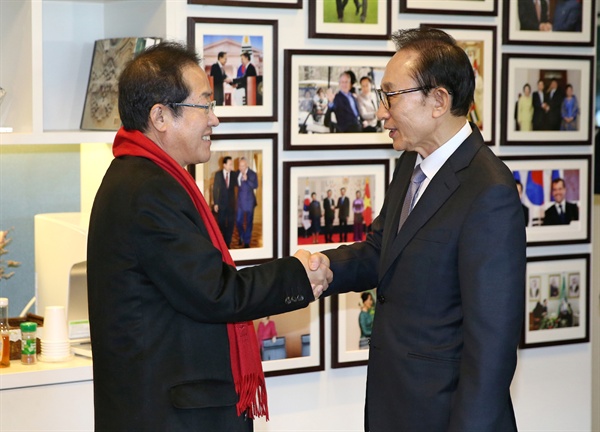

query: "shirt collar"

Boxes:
[418, 120, 472, 179]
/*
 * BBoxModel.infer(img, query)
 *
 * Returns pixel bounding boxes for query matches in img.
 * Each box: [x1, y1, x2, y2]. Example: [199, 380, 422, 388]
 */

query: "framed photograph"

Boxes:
[284, 49, 394, 150]
[522, 254, 590, 349]
[253, 299, 324, 377]
[331, 289, 377, 368]
[308, 0, 392, 40]
[187, 17, 277, 122]
[188, 133, 277, 265]
[282, 159, 389, 256]
[421, 24, 497, 144]
[400, 0, 497, 16]
[500, 53, 593, 146]
[503, 0, 595, 46]
[503, 155, 591, 246]
[188, 0, 301, 7]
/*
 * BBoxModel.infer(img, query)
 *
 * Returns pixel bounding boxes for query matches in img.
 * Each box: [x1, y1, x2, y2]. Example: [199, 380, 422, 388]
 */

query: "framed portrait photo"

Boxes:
[500, 53, 593, 146]
[421, 24, 497, 144]
[282, 159, 390, 256]
[284, 49, 394, 150]
[522, 254, 590, 349]
[187, 17, 277, 122]
[188, 133, 277, 265]
[253, 299, 324, 377]
[308, 0, 391, 40]
[503, 0, 595, 46]
[400, 0, 497, 16]
[188, 0, 301, 7]
[502, 155, 591, 246]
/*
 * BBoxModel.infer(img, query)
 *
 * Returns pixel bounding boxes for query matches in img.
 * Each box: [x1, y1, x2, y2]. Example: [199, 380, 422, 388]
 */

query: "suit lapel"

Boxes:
[378, 127, 484, 283]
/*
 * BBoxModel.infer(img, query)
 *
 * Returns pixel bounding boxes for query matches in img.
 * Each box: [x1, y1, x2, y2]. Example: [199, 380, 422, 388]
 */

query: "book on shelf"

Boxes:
[80, 37, 161, 131]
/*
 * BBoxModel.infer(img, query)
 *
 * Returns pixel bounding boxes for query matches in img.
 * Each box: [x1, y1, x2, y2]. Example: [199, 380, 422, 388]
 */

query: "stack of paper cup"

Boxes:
[40, 306, 72, 362]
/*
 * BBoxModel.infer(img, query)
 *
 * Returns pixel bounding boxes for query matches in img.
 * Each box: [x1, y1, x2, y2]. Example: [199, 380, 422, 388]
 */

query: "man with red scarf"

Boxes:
[87, 41, 331, 431]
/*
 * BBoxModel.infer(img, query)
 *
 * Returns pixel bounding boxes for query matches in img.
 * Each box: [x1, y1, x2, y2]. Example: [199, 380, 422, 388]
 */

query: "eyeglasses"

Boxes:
[167, 100, 216, 114]
[376, 87, 427, 110]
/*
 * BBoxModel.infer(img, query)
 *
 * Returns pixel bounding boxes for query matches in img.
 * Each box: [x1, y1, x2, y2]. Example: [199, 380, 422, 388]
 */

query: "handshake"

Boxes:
[293, 250, 333, 301]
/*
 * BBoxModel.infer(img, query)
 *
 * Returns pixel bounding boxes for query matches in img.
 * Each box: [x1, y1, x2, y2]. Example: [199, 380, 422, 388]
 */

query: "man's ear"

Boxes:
[148, 103, 169, 132]
[431, 87, 452, 119]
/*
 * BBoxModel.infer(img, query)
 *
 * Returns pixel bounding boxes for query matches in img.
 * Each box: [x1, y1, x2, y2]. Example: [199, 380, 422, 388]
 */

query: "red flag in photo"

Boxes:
[363, 178, 372, 226]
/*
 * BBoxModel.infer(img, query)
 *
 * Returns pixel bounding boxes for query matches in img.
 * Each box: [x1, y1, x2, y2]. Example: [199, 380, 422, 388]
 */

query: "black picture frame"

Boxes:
[521, 254, 590, 349]
[283, 49, 394, 150]
[187, 133, 277, 265]
[502, 0, 595, 46]
[400, 0, 497, 16]
[187, 17, 278, 122]
[502, 155, 592, 246]
[308, 0, 392, 40]
[500, 53, 593, 146]
[188, 0, 301, 8]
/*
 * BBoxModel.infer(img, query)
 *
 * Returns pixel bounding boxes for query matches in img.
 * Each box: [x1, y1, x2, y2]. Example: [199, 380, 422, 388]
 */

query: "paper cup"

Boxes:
[43, 306, 69, 342]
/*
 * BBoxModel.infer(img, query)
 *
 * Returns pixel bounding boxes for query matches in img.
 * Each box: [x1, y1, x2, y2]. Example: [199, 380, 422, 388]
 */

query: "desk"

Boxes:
[0, 356, 94, 431]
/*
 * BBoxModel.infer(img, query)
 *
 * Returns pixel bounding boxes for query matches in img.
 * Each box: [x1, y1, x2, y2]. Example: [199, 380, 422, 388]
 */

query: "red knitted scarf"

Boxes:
[113, 127, 268, 420]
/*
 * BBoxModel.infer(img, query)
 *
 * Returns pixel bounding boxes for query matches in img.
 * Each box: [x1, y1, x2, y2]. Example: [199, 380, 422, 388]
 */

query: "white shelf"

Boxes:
[0, 0, 174, 146]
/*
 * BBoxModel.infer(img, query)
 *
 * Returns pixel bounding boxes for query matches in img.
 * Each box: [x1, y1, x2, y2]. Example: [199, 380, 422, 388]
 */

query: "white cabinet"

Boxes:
[0, 0, 178, 146]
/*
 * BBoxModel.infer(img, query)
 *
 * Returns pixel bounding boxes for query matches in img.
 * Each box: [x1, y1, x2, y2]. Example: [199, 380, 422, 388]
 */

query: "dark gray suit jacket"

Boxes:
[323, 126, 526, 431]
[87, 156, 312, 431]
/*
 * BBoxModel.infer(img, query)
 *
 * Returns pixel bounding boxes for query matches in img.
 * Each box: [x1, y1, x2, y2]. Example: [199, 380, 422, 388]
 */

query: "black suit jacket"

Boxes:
[331, 92, 361, 133]
[324, 197, 335, 223]
[518, 0, 549, 30]
[532, 90, 546, 130]
[210, 62, 227, 105]
[542, 201, 579, 225]
[337, 196, 350, 220]
[232, 63, 257, 89]
[87, 156, 313, 431]
[213, 170, 237, 211]
[323, 126, 525, 431]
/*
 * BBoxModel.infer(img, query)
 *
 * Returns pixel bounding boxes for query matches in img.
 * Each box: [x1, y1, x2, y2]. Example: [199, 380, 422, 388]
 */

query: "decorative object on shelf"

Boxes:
[421, 24, 497, 145]
[80, 37, 161, 131]
[283, 49, 393, 150]
[0, 229, 20, 283]
[187, 17, 277, 123]
[188, 0, 301, 7]
[521, 254, 590, 349]
[502, 155, 592, 246]
[500, 53, 593, 146]
[400, 0, 497, 16]
[308, 0, 391, 40]
[502, 0, 595, 46]
[187, 133, 278, 265]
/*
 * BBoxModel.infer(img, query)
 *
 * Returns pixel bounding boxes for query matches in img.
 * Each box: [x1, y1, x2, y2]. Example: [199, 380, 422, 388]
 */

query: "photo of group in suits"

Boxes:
[295, 174, 377, 246]
[501, 54, 593, 146]
[203, 34, 264, 107]
[197, 150, 264, 250]
[523, 255, 589, 348]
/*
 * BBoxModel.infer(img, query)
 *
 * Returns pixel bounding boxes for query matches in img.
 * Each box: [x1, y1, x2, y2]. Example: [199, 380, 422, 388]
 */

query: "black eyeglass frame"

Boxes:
[166, 100, 217, 113]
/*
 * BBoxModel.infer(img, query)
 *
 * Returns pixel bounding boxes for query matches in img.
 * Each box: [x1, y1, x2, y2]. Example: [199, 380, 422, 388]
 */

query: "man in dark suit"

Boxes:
[545, 79, 564, 130]
[337, 187, 350, 242]
[236, 156, 258, 248]
[315, 28, 526, 431]
[323, 189, 336, 243]
[542, 177, 579, 225]
[210, 51, 232, 106]
[232, 52, 257, 90]
[87, 42, 331, 432]
[518, 0, 551, 30]
[532, 79, 547, 130]
[326, 71, 362, 133]
[212, 155, 237, 247]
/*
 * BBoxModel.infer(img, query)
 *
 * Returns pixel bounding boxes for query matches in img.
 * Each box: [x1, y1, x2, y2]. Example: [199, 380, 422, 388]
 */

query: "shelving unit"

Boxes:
[0, 0, 176, 146]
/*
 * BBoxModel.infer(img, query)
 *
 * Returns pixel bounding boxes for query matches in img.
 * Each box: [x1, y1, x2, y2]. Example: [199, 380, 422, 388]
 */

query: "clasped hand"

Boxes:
[293, 250, 333, 300]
